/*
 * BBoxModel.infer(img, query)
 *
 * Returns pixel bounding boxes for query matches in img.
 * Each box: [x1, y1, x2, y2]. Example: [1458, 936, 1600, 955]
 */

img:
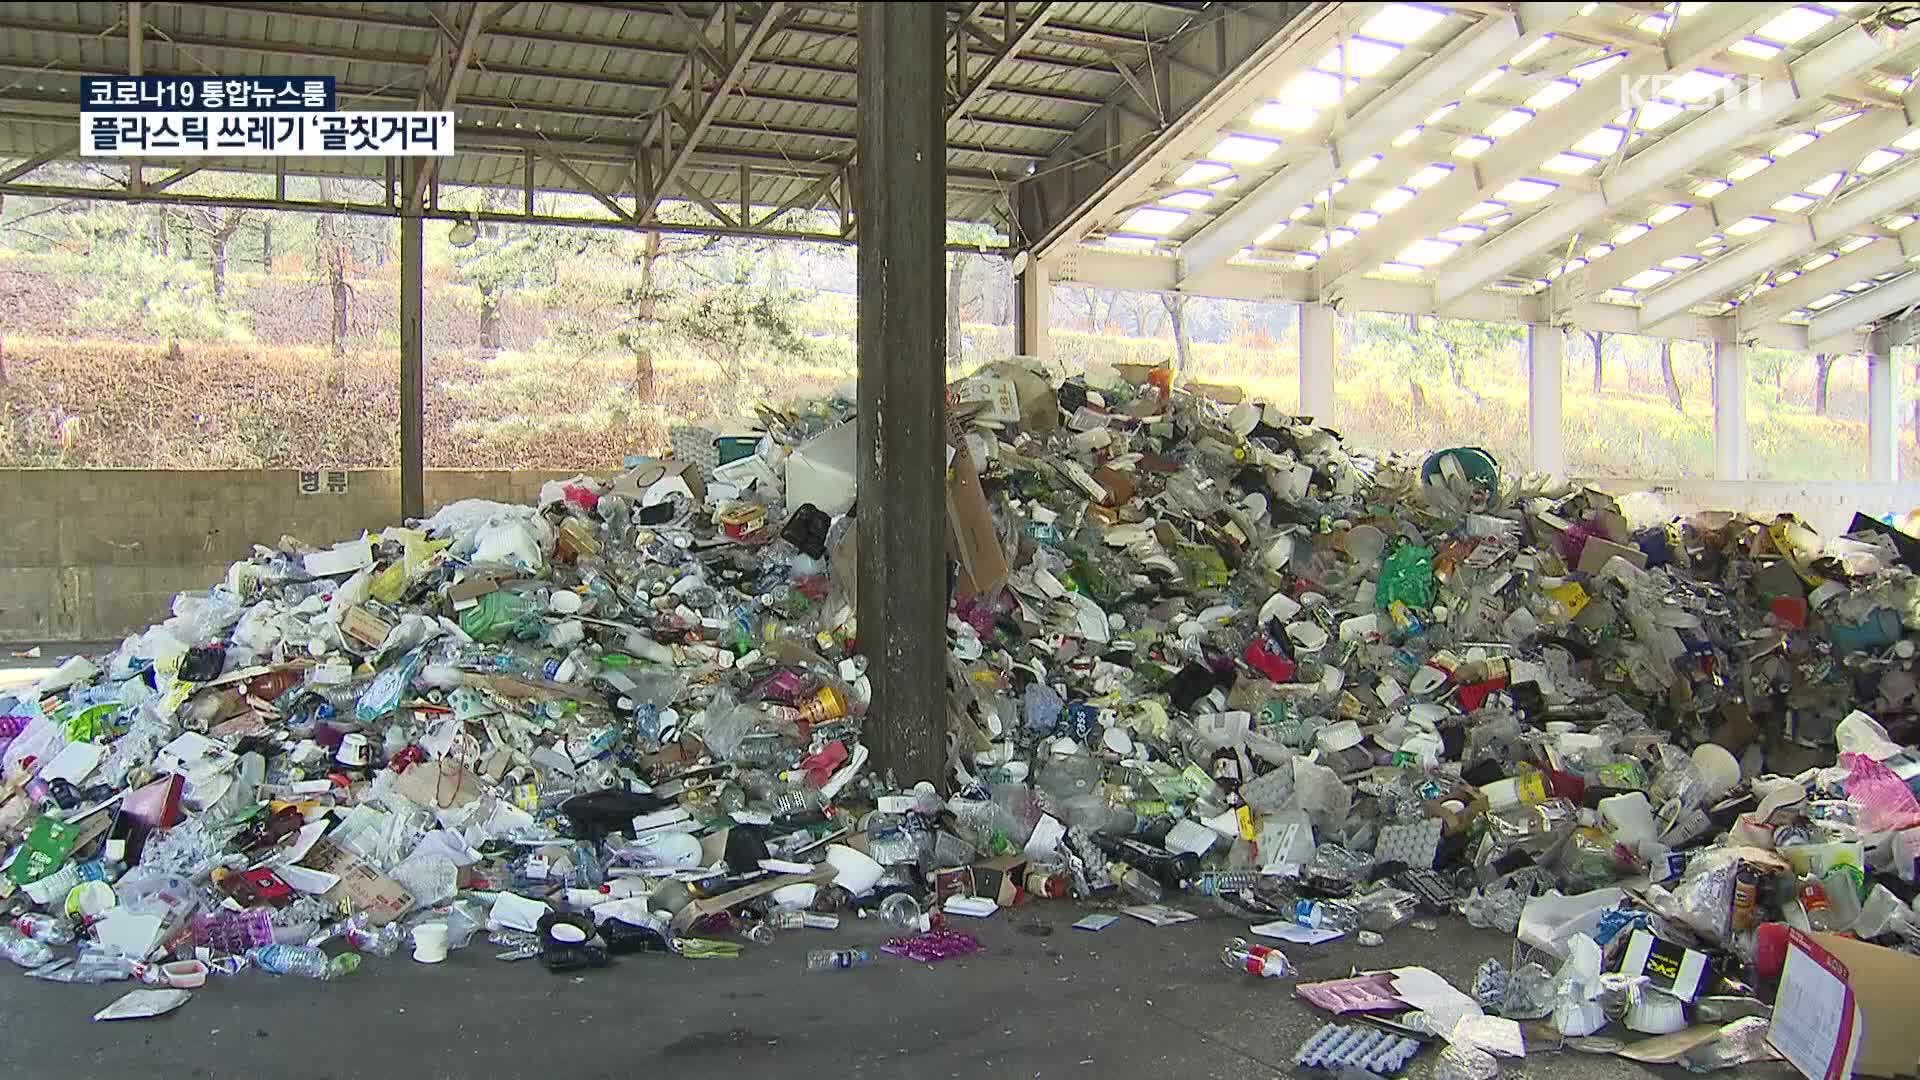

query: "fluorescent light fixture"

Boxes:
[1612, 223, 1651, 244]
[1120, 207, 1189, 234]
[1350, 155, 1383, 178]
[1209, 176, 1238, 191]
[1570, 52, 1627, 81]
[1701, 244, 1727, 257]
[1398, 238, 1461, 265]
[1778, 270, 1799, 282]
[1393, 126, 1423, 147]
[1726, 216, 1772, 235]
[1806, 171, 1842, 196]
[1290, 252, 1320, 270]
[1311, 179, 1348, 203]
[1289, 204, 1313, 220]
[1103, 234, 1157, 248]
[1773, 193, 1817, 212]
[1585, 243, 1614, 259]
[1425, 103, 1459, 125]
[1816, 112, 1862, 133]
[1888, 215, 1917, 230]
[1408, 164, 1453, 189]
[1664, 70, 1730, 102]
[1282, 69, 1356, 108]
[1460, 200, 1506, 220]
[1693, 179, 1731, 197]
[1638, 13, 1671, 33]
[1485, 212, 1513, 226]
[1802, 252, 1836, 270]
[1604, 287, 1637, 302]
[1373, 187, 1416, 213]
[1661, 255, 1703, 270]
[1543, 152, 1601, 174]
[1809, 291, 1847, 309]
[1649, 204, 1690, 225]
[1439, 224, 1486, 243]
[1318, 38, 1402, 77]
[1573, 127, 1626, 155]
[1358, 4, 1448, 44]
[1729, 38, 1783, 59]
[1839, 234, 1875, 253]
[1895, 130, 1920, 151]
[1161, 190, 1214, 209]
[1859, 148, 1902, 173]
[1252, 101, 1321, 131]
[1255, 224, 1284, 245]
[1467, 67, 1506, 97]
[1511, 36, 1553, 65]
[1209, 135, 1282, 164]
[1495, 178, 1557, 202]
[1630, 101, 1684, 129]
[1177, 161, 1232, 185]
[1622, 268, 1673, 289]
[1526, 79, 1579, 109]
[1350, 211, 1383, 229]
[1380, 261, 1424, 276]
[1485, 109, 1534, 137]
[1754, 6, 1833, 45]
[1772, 132, 1817, 157]
[1453, 136, 1494, 158]
[1729, 157, 1772, 181]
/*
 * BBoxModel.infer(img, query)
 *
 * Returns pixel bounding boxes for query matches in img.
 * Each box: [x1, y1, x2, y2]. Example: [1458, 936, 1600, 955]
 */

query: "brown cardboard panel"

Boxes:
[947, 445, 1009, 598]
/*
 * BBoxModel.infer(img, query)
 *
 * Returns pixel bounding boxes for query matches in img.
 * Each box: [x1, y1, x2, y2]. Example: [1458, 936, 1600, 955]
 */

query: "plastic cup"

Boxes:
[1690, 743, 1741, 801]
[823, 844, 883, 896]
[411, 922, 450, 963]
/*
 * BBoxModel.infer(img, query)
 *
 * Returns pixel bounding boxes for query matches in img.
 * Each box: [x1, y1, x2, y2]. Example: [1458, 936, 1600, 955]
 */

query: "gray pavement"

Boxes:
[0, 905, 1789, 1080]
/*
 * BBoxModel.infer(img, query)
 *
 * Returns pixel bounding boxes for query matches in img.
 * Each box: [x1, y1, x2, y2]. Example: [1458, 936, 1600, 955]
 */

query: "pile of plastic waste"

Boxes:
[2, 358, 1918, 1074]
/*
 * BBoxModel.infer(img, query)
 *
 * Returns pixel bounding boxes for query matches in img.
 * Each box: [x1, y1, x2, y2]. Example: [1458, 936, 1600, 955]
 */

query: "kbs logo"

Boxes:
[1617, 72, 1773, 113]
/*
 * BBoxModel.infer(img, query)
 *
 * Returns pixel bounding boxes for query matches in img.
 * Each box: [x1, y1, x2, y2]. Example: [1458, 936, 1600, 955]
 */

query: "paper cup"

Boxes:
[823, 843, 884, 897]
[411, 922, 450, 964]
[1691, 743, 1741, 800]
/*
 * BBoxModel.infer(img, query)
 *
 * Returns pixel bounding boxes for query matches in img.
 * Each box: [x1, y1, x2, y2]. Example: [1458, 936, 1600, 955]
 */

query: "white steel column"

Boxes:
[1527, 323, 1564, 476]
[1299, 302, 1335, 422]
[1016, 261, 1050, 359]
[1713, 337, 1749, 481]
[1869, 332, 1898, 482]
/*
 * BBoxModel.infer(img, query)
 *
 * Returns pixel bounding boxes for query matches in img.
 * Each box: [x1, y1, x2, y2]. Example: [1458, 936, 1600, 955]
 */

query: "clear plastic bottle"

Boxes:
[0, 927, 55, 968]
[247, 944, 360, 979]
[1221, 937, 1293, 978]
[1287, 899, 1361, 933]
[806, 947, 873, 972]
[13, 913, 75, 944]
[340, 914, 404, 957]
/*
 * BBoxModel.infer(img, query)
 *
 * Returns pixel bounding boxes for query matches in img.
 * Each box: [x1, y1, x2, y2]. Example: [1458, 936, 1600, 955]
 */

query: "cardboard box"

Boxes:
[1615, 928, 1711, 1002]
[340, 605, 393, 650]
[970, 855, 1029, 907]
[1577, 535, 1650, 573]
[612, 459, 707, 507]
[981, 361, 1060, 433]
[1770, 930, 1920, 1079]
[946, 443, 1010, 597]
[301, 838, 416, 926]
[785, 420, 859, 516]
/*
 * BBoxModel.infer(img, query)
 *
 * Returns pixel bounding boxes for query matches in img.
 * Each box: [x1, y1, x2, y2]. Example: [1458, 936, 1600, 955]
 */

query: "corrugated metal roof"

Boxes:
[0, 0, 1204, 237]
[1073, 1, 1920, 347]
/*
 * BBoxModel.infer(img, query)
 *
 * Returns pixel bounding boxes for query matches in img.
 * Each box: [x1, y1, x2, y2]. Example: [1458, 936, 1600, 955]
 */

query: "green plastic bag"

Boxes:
[458, 590, 539, 643]
[9, 816, 83, 886]
[1377, 544, 1436, 611]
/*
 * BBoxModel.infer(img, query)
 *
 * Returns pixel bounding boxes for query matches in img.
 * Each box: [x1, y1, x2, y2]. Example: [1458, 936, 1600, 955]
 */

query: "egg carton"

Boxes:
[668, 426, 720, 481]
[1374, 817, 1443, 870]
[1295, 1023, 1422, 1075]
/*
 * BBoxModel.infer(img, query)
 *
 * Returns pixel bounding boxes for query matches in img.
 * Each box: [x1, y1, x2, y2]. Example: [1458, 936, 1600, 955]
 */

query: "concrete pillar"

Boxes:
[1015, 259, 1049, 358]
[1527, 323, 1564, 476]
[1869, 333, 1898, 482]
[399, 160, 425, 521]
[1299, 302, 1335, 421]
[1713, 336, 1748, 481]
[856, 3, 947, 786]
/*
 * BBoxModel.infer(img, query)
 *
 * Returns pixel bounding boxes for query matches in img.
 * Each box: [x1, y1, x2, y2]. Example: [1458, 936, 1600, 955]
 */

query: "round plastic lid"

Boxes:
[549, 923, 588, 944]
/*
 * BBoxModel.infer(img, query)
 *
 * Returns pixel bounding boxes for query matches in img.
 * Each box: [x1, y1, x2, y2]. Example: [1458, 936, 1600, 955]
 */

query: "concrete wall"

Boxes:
[0, 469, 574, 642]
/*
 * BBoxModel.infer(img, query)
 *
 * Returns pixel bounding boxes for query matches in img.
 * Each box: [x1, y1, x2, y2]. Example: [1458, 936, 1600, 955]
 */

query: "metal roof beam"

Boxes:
[1438, 21, 1906, 308]
[1016, 1, 1318, 258]
[409, 2, 510, 212]
[1638, 146, 1920, 328]
[1808, 271, 1920, 343]
[949, 3, 1058, 129]
[1742, 232, 1920, 323]
[638, 1, 788, 222]
[1178, 4, 1580, 290]
[1558, 103, 1914, 305]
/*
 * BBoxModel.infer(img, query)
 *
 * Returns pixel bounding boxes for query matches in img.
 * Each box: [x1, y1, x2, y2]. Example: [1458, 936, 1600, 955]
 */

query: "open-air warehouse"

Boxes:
[8, 2, 1920, 1078]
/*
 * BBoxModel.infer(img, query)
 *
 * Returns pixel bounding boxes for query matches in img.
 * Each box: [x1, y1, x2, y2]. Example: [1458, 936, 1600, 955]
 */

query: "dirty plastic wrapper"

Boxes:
[92, 988, 191, 1021]
[1434, 1043, 1500, 1080]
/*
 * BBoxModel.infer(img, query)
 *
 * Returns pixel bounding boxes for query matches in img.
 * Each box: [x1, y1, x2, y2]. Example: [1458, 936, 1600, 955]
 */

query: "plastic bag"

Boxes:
[699, 689, 757, 761]
[1377, 544, 1435, 611]
[458, 591, 542, 644]
[164, 590, 244, 645]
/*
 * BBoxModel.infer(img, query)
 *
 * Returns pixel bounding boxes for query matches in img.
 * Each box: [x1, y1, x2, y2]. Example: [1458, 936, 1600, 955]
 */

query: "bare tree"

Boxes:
[1160, 292, 1193, 369]
[1659, 339, 1683, 412]
[1587, 329, 1606, 393]
[185, 206, 254, 305]
[1813, 352, 1836, 415]
[313, 180, 350, 358]
[946, 252, 968, 363]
